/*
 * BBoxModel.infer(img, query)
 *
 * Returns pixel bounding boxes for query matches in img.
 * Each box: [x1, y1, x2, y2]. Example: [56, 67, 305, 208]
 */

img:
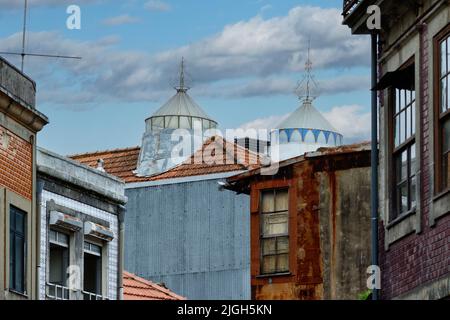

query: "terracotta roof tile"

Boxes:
[123, 271, 185, 300]
[69, 137, 262, 183]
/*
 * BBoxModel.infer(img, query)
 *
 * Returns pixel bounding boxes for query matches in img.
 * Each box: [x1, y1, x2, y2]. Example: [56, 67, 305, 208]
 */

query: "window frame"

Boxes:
[259, 188, 290, 275]
[83, 240, 104, 296]
[390, 83, 418, 222]
[434, 23, 450, 194]
[9, 205, 27, 294]
[48, 229, 70, 289]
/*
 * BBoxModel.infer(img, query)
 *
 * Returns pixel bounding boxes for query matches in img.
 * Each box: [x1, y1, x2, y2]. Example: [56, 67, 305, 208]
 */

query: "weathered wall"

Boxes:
[248, 150, 371, 300]
[124, 178, 251, 300]
[318, 168, 371, 300]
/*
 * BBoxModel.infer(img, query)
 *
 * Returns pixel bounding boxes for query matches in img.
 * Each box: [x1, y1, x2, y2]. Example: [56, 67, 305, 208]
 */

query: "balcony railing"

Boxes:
[343, 0, 363, 17]
[46, 283, 108, 300]
[82, 290, 109, 301]
[46, 283, 70, 300]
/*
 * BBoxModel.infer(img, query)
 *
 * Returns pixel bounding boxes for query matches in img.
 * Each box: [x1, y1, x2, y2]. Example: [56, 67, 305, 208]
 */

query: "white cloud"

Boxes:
[323, 105, 371, 143]
[102, 15, 140, 26]
[145, 0, 171, 12]
[0, 5, 370, 108]
[238, 104, 371, 143]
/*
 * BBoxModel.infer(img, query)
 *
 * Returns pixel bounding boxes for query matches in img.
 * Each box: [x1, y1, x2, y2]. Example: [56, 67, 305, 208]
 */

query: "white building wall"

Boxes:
[39, 190, 119, 300]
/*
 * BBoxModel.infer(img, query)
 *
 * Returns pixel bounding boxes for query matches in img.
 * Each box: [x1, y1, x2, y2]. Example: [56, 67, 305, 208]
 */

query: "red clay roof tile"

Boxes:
[70, 137, 261, 183]
[123, 271, 185, 300]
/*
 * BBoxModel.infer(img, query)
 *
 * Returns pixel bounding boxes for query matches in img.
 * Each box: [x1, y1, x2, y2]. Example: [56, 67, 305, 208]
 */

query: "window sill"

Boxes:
[8, 289, 28, 299]
[256, 272, 291, 279]
[384, 208, 418, 249]
[386, 208, 416, 229]
[431, 189, 450, 225]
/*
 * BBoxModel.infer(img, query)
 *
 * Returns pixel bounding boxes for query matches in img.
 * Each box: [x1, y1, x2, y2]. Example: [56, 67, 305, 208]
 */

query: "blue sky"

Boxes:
[0, 0, 371, 155]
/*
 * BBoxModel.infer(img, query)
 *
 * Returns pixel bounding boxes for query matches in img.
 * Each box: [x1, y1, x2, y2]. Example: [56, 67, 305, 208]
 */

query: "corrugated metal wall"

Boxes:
[124, 179, 250, 300]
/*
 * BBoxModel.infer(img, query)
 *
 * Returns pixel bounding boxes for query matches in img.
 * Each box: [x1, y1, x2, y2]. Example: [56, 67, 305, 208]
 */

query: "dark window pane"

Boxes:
[14, 236, 24, 293]
[441, 40, 447, 77]
[406, 107, 412, 138]
[410, 176, 417, 209]
[410, 144, 416, 175]
[400, 184, 408, 214]
[399, 110, 405, 144]
[444, 118, 450, 153]
[442, 78, 448, 113]
[395, 116, 400, 147]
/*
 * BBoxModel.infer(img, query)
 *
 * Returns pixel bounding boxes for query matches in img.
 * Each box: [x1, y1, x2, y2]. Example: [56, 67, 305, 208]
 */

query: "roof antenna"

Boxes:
[0, 0, 82, 73]
[175, 57, 189, 92]
[295, 38, 319, 103]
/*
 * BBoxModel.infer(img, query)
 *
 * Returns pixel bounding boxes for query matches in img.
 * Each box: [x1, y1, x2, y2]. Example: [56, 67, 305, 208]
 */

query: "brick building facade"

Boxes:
[0, 57, 48, 300]
[343, 0, 449, 299]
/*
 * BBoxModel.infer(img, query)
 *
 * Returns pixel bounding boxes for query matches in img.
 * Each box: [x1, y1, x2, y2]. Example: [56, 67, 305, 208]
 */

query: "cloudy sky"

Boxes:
[0, 0, 371, 155]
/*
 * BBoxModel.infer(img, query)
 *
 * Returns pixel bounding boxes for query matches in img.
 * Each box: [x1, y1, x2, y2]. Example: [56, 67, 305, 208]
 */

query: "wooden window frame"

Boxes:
[434, 23, 450, 195]
[259, 188, 290, 276]
[389, 59, 417, 222]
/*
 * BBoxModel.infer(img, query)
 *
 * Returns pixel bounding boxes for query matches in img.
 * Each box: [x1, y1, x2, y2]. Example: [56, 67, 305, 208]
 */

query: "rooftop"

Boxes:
[123, 271, 185, 300]
[70, 137, 262, 184]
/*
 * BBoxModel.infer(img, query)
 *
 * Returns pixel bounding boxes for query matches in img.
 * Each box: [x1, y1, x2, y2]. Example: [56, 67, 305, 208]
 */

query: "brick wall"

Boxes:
[379, 24, 450, 300]
[0, 125, 33, 200]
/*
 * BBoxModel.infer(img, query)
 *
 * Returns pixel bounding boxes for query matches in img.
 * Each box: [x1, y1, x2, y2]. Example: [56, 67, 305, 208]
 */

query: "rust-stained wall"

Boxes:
[247, 150, 371, 300]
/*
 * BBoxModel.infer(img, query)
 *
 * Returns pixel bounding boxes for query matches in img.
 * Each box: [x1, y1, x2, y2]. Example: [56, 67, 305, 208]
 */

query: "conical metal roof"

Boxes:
[150, 89, 214, 121]
[276, 100, 337, 133]
[149, 58, 216, 124]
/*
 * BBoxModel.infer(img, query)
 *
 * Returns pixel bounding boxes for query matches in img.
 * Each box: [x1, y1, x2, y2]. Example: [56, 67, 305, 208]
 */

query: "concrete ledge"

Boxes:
[431, 191, 450, 226]
[394, 274, 450, 300]
[37, 147, 127, 204]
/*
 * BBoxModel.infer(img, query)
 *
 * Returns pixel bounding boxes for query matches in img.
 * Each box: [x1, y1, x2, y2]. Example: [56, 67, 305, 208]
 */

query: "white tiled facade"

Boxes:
[39, 190, 119, 300]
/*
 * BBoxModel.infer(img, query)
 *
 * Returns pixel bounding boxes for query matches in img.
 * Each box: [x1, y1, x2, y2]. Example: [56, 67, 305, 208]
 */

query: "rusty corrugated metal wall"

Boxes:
[124, 179, 251, 300]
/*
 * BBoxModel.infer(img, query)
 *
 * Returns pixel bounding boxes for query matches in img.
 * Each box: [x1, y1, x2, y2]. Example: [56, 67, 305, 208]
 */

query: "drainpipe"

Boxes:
[35, 176, 44, 300]
[371, 32, 379, 301]
[117, 205, 126, 300]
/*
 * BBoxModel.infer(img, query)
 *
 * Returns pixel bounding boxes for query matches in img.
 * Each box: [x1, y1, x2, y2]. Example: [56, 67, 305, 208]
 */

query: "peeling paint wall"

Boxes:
[247, 150, 371, 300]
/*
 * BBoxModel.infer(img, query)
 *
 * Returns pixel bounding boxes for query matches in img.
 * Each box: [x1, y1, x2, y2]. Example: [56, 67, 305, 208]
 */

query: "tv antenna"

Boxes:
[0, 0, 82, 72]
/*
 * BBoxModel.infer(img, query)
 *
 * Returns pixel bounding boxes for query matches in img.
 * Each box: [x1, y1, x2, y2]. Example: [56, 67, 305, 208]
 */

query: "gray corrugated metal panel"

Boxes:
[124, 178, 250, 300]
[145, 268, 250, 300]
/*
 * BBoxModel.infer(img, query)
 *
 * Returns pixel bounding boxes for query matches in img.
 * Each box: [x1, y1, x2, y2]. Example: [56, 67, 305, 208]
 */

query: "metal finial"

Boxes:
[176, 57, 189, 92]
[295, 39, 319, 103]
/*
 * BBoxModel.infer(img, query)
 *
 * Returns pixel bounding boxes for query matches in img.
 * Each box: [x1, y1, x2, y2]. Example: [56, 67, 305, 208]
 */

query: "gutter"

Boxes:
[371, 32, 379, 301]
[117, 205, 126, 300]
[35, 180, 44, 300]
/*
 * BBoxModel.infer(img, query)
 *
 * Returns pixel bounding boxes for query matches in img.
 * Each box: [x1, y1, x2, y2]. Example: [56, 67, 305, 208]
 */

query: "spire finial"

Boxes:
[295, 38, 319, 103]
[176, 57, 189, 92]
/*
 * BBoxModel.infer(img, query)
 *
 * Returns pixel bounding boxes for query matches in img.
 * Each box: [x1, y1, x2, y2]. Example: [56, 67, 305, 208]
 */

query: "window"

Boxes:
[48, 230, 70, 298]
[83, 241, 102, 297]
[437, 30, 450, 192]
[260, 189, 289, 275]
[9, 205, 26, 294]
[392, 87, 417, 221]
